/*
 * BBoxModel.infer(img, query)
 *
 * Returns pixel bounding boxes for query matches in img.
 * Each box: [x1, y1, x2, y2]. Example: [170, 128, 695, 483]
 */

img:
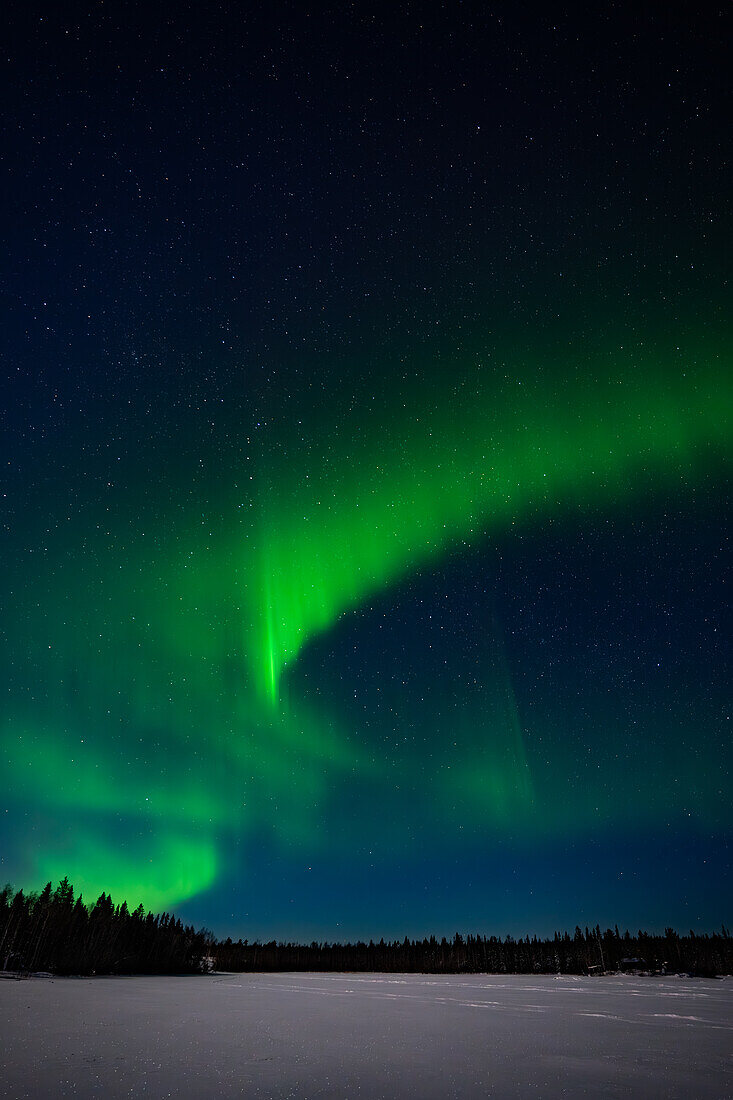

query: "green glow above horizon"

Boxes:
[31, 831, 220, 913]
[2, 318, 731, 914]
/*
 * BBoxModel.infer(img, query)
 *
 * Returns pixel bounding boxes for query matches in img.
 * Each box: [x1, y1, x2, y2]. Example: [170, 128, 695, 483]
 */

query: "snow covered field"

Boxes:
[1, 972, 730, 1098]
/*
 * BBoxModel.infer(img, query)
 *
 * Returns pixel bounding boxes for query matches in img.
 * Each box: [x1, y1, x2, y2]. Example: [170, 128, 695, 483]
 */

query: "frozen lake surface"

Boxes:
[1, 972, 731, 1098]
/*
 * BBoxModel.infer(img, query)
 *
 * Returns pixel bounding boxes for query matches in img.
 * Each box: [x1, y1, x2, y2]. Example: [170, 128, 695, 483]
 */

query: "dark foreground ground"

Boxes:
[1, 972, 730, 1098]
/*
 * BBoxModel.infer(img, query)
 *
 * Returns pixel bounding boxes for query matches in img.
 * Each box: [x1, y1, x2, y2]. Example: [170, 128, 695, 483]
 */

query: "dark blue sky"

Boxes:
[1, 2, 730, 940]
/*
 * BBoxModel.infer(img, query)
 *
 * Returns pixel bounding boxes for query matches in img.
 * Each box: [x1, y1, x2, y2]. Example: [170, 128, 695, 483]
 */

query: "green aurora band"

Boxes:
[3, 323, 731, 910]
[249, 337, 730, 704]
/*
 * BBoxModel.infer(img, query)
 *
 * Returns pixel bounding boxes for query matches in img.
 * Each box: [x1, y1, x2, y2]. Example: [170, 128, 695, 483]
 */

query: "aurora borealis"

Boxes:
[2, 4, 730, 939]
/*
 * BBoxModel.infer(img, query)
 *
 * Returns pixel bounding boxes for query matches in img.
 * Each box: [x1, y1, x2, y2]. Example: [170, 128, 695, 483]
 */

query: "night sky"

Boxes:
[2, 3, 730, 941]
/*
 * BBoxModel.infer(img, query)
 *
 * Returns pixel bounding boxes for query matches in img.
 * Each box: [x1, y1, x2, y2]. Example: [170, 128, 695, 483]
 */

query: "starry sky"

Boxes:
[2, 3, 730, 941]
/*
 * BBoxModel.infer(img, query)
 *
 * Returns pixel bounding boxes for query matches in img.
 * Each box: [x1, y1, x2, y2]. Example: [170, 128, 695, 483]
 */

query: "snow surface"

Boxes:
[1, 972, 731, 1098]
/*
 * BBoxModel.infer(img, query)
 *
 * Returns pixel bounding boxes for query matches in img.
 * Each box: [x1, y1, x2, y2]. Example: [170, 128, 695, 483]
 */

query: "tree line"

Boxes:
[2, 879, 730, 976]
[214, 926, 732, 977]
[0, 879, 211, 975]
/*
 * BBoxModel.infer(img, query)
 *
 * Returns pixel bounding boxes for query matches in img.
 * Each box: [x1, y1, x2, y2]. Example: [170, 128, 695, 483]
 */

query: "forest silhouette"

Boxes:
[1, 880, 730, 978]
